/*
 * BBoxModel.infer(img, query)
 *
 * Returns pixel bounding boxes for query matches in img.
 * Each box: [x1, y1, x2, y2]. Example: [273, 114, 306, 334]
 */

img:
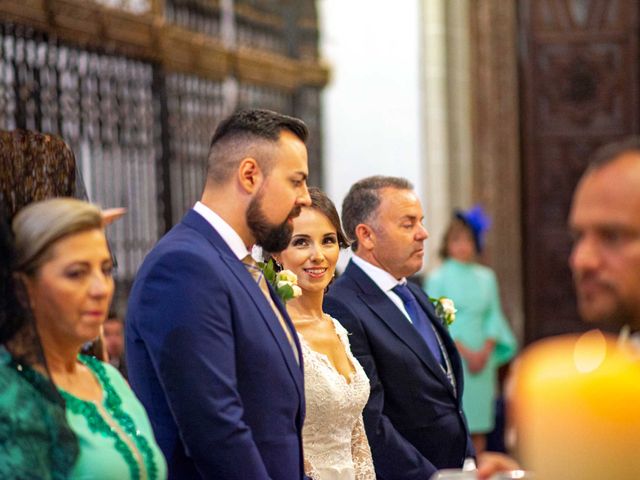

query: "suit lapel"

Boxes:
[410, 283, 462, 399]
[221, 255, 304, 396]
[346, 262, 455, 393]
[182, 211, 304, 401]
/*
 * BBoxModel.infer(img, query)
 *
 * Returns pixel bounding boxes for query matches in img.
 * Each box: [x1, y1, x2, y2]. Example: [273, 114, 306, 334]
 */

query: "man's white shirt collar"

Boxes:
[351, 254, 406, 291]
[350, 256, 414, 324]
[193, 201, 249, 261]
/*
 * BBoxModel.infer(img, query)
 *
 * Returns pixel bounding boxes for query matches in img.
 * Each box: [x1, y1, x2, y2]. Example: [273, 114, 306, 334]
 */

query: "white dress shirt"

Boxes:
[193, 201, 249, 261]
[351, 254, 414, 323]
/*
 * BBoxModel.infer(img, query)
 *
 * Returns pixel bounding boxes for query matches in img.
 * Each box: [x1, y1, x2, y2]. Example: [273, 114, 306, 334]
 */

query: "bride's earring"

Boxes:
[272, 257, 283, 271]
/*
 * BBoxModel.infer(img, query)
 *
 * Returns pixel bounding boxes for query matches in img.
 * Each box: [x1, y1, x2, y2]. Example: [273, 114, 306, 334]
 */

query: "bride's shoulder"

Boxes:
[326, 315, 350, 337]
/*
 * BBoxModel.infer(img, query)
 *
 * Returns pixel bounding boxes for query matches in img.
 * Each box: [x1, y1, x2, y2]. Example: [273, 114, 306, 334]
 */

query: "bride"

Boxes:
[272, 187, 375, 480]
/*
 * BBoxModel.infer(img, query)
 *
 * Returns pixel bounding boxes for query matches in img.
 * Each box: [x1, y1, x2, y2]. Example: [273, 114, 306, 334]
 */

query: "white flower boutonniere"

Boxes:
[260, 258, 303, 303]
[430, 296, 456, 327]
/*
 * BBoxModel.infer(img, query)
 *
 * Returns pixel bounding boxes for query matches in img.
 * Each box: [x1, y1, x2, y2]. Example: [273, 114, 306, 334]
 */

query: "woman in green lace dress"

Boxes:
[0, 198, 166, 479]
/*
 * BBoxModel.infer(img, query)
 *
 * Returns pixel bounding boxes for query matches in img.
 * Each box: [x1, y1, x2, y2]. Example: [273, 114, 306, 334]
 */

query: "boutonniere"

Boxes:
[259, 258, 303, 303]
[430, 296, 457, 327]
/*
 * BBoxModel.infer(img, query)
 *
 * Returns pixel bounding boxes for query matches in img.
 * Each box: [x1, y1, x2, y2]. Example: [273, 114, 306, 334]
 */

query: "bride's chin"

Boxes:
[301, 283, 329, 294]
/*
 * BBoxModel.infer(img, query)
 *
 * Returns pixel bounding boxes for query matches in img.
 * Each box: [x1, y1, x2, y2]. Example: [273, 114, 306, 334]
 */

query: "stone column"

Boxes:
[470, 0, 523, 341]
[420, 0, 474, 268]
[445, 0, 474, 211]
[420, 0, 451, 269]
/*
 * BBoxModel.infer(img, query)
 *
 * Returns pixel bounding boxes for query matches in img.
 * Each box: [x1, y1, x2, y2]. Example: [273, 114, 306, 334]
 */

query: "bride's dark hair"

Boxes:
[307, 187, 350, 250]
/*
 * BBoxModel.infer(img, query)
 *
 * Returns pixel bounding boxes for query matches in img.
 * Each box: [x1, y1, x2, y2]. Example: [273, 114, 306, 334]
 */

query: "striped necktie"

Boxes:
[392, 283, 444, 366]
[392, 283, 456, 394]
[243, 255, 299, 364]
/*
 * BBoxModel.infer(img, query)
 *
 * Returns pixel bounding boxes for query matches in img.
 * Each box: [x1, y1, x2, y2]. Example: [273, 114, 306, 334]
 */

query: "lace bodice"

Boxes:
[299, 317, 375, 480]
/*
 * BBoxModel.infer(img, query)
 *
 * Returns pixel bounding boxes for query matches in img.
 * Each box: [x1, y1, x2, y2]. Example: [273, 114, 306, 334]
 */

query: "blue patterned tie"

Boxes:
[392, 283, 444, 366]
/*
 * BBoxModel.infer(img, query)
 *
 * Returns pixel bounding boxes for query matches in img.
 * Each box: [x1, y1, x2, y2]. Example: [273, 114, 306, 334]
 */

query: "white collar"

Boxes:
[193, 201, 249, 261]
[619, 325, 640, 351]
[351, 254, 406, 292]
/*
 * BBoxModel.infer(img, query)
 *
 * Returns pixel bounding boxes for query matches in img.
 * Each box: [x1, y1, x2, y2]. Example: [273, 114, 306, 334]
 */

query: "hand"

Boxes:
[476, 451, 520, 480]
[102, 207, 127, 225]
[455, 341, 479, 372]
[466, 349, 489, 374]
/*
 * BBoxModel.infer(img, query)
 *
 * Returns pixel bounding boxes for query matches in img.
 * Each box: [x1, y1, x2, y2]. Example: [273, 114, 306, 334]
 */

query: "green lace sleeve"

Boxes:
[0, 351, 78, 480]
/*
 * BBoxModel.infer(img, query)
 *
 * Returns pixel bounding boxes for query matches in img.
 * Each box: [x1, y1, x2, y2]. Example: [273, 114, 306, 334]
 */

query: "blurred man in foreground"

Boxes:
[569, 138, 640, 336]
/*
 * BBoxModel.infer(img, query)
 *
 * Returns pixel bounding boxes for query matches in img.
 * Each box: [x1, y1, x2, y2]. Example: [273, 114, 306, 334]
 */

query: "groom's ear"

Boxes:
[238, 157, 262, 194]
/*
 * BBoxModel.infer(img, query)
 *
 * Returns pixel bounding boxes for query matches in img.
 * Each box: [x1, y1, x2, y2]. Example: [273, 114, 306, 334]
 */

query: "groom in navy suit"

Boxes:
[324, 176, 475, 479]
[126, 109, 311, 479]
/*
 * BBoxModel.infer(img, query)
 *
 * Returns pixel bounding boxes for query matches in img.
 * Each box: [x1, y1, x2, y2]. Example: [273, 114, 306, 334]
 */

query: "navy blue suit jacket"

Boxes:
[126, 210, 306, 479]
[324, 260, 474, 479]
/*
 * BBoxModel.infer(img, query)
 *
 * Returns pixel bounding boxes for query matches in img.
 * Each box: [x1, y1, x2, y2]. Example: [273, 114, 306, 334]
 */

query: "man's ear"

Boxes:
[355, 223, 376, 251]
[237, 157, 262, 194]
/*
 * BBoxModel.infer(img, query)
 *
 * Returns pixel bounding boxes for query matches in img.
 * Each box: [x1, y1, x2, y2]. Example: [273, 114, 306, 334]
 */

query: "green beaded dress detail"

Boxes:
[59, 355, 164, 480]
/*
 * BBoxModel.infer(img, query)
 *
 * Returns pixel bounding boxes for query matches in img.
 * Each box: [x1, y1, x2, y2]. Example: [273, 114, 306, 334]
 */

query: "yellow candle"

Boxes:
[513, 330, 640, 479]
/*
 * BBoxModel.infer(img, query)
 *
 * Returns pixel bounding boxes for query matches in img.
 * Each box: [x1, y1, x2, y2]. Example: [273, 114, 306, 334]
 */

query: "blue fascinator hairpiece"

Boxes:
[454, 204, 491, 253]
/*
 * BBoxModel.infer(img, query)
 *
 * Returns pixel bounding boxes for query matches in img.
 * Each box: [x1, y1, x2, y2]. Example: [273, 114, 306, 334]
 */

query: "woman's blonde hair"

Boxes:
[12, 198, 104, 274]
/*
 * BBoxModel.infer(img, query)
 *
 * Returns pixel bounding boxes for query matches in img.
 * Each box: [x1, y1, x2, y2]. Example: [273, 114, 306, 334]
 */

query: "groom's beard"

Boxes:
[247, 190, 300, 253]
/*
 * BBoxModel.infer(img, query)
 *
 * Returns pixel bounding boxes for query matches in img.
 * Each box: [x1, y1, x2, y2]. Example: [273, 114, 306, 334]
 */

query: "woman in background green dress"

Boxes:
[0, 198, 166, 479]
[426, 206, 517, 456]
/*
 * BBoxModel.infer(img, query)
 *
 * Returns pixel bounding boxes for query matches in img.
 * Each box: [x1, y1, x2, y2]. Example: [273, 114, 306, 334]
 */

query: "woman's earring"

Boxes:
[272, 258, 283, 271]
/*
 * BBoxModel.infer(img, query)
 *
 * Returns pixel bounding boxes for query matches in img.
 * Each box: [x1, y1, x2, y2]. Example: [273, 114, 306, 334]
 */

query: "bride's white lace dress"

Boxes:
[298, 317, 375, 480]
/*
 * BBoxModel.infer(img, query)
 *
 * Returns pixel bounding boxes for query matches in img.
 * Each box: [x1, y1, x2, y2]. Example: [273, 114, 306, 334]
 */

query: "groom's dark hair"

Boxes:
[206, 109, 308, 185]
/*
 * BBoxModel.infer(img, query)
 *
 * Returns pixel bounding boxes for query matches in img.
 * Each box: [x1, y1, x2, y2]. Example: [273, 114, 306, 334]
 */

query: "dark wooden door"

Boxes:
[519, 0, 639, 342]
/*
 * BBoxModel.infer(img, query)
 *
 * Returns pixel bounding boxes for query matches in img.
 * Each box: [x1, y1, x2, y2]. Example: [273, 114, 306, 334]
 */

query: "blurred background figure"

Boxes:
[426, 206, 517, 455]
[104, 313, 128, 379]
[0, 198, 166, 479]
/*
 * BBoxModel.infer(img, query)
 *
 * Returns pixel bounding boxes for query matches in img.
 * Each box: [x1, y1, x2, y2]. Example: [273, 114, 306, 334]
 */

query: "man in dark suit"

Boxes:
[324, 175, 475, 479]
[126, 109, 311, 479]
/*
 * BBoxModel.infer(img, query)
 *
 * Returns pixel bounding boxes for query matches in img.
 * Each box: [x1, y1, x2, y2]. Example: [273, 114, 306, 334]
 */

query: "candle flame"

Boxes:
[573, 329, 607, 373]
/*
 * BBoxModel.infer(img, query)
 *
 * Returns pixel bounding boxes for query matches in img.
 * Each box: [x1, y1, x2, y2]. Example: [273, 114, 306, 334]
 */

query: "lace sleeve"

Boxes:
[351, 413, 376, 480]
[304, 457, 321, 480]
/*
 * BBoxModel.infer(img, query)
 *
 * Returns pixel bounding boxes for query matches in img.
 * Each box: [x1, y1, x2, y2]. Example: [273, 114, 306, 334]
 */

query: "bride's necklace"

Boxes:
[292, 312, 328, 325]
